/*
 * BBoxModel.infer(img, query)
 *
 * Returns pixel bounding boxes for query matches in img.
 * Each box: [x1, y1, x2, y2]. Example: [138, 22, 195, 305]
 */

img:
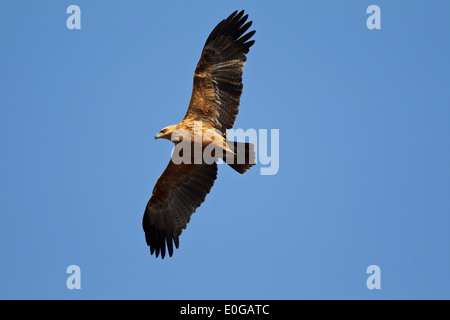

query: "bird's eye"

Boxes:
[161, 129, 166, 134]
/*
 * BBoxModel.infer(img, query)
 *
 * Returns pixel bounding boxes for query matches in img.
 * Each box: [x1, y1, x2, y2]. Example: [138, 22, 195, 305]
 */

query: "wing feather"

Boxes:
[142, 162, 218, 258]
[183, 10, 255, 132]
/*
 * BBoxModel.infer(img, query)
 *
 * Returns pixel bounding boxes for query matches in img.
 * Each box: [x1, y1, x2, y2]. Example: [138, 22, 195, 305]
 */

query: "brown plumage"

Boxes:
[143, 10, 256, 258]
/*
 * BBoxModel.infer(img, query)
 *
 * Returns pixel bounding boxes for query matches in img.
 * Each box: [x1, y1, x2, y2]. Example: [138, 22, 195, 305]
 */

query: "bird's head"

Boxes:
[155, 125, 178, 141]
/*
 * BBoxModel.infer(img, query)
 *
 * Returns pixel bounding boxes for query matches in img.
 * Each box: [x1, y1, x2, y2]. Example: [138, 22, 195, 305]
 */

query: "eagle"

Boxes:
[143, 10, 256, 258]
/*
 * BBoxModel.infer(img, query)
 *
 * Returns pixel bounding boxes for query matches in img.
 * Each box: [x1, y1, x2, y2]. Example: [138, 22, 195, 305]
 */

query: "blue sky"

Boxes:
[1, 0, 449, 299]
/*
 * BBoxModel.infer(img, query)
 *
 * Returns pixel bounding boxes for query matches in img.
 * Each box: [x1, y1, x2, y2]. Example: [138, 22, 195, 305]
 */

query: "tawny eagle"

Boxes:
[143, 10, 256, 258]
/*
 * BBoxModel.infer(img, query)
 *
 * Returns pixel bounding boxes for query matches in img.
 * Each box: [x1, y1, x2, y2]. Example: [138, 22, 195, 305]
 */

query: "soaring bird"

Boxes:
[143, 10, 256, 258]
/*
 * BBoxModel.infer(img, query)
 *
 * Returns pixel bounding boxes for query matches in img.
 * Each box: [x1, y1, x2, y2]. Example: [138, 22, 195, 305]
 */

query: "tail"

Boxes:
[224, 141, 256, 174]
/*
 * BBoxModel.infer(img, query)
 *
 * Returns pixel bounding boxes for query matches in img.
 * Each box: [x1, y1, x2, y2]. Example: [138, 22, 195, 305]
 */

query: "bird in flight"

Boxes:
[143, 10, 256, 258]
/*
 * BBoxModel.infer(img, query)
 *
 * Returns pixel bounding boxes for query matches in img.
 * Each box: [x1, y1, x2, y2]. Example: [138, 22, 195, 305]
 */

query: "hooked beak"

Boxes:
[155, 131, 164, 140]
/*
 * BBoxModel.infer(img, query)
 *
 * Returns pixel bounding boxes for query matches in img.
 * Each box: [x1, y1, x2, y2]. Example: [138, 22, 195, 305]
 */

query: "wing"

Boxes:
[183, 10, 255, 133]
[142, 161, 218, 258]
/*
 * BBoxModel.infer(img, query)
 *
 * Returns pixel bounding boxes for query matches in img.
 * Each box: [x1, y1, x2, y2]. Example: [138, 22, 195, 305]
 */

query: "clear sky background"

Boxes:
[1, 0, 449, 299]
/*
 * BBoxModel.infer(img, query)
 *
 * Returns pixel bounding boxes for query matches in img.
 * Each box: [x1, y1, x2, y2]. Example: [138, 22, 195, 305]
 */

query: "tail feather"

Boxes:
[224, 141, 256, 174]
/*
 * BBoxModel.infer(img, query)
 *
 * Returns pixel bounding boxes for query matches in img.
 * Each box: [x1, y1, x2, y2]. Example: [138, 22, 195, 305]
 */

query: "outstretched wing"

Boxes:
[142, 161, 218, 258]
[184, 10, 255, 133]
